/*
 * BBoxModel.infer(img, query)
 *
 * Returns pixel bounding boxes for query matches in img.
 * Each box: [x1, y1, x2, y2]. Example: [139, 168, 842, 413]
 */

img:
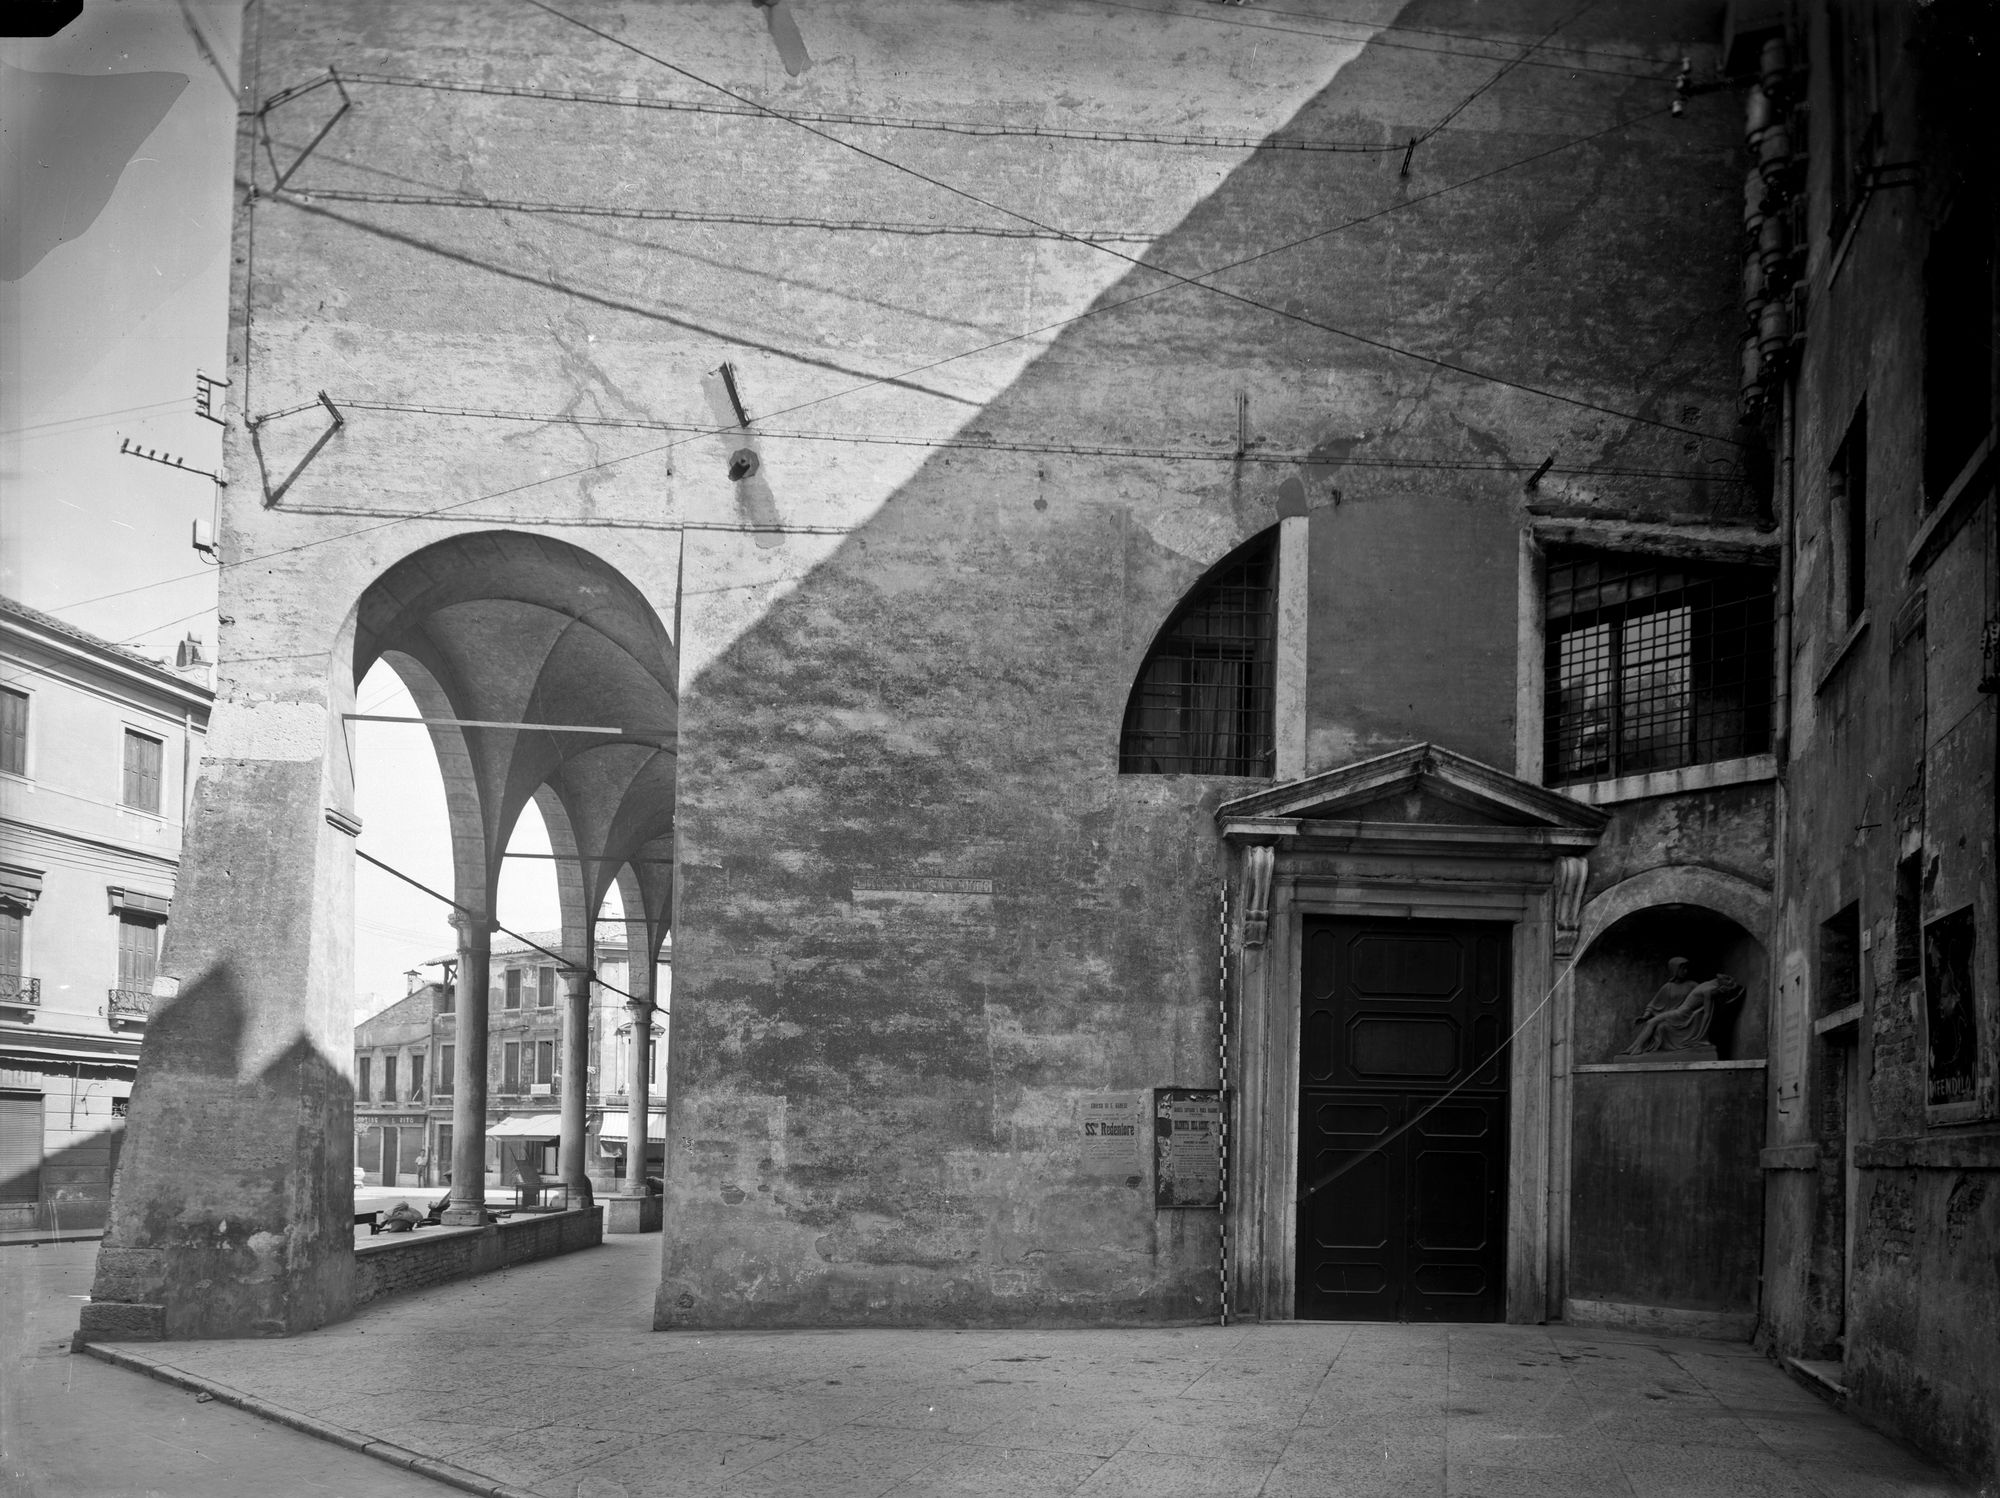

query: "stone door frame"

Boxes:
[1216, 743, 1605, 1325]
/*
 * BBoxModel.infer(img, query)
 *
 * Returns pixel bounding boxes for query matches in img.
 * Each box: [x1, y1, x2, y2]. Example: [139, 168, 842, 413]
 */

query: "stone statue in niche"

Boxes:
[1620, 956, 1745, 1062]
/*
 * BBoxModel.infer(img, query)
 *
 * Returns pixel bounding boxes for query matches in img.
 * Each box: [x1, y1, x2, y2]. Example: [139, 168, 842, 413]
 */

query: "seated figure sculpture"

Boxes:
[1621, 956, 1745, 1057]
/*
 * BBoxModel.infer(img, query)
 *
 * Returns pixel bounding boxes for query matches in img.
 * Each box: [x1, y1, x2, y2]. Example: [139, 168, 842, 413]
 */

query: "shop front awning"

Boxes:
[595, 1113, 667, 1149]
[486, 1113, 562, 1138]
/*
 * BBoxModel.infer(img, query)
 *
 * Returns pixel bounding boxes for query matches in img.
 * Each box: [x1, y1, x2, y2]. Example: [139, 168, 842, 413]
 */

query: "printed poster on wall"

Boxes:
[1076, 1092, 1142, 1177]
[1153, 1087, 1224, 1208]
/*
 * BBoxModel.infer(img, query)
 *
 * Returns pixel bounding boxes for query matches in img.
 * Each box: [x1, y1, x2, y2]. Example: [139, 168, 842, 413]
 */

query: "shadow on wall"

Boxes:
[0, 1121, 127, 1234]
[1576, 905, 1769, 1064]
[95, 956, 359, 1337]
[655, 0, 1749, 1322]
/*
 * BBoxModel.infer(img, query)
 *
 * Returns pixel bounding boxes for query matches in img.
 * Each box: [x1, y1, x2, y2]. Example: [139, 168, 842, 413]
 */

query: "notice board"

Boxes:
[1153, 1087, 1224, 1208]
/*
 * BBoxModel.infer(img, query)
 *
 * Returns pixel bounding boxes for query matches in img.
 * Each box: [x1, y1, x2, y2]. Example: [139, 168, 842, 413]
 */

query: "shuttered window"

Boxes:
[357, 1055, 371, 1103]
[536, 1039, 555, 1085]
[383, 1054, 398, 1103]
[537, 965, 555, 1008]
[505, 968, 522, 1009]
[438, 1043, 454, 1095]
[502, 1042, 521, 1092]
[121, 730, 163, 812]
[116, 916, 159, 991]
[0, 909, 21, 976]
[0, 690, 26, 776]
[0, 1093, 41, 1204]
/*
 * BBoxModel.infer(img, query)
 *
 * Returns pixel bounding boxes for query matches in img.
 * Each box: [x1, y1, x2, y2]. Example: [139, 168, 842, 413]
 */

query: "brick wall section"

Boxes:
[352, 1208, 603, 1307]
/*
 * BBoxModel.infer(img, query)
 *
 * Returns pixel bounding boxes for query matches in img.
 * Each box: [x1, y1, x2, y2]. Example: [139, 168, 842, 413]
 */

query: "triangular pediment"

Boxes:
[1216, 742, 1608, 836]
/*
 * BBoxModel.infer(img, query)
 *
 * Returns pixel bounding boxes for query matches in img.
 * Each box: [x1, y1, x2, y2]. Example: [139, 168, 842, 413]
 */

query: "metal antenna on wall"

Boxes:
[118, 438, 226, 486]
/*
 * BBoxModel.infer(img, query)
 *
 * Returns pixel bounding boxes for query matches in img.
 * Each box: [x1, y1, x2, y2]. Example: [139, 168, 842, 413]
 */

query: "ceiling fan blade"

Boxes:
[761, 0, 813, 76]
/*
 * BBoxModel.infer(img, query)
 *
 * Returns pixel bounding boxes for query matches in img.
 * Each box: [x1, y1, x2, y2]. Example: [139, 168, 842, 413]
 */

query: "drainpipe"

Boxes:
[1773, 376, 1796, 768]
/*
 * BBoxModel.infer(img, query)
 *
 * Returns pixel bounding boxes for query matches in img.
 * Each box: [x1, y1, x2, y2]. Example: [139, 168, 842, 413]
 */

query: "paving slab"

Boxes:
[60, 1235, 1975, 1498]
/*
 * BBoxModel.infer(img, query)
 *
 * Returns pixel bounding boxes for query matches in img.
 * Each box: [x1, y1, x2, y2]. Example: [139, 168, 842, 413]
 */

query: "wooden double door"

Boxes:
[1296, 917, 1510, 1322]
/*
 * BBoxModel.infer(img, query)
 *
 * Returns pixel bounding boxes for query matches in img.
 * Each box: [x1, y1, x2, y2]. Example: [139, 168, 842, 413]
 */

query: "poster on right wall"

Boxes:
[1924, 906, 1982, 1123]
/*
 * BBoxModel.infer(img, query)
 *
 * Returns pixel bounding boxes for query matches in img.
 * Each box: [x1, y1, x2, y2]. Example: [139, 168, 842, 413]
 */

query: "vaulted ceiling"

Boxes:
[353, 530, 677, 958]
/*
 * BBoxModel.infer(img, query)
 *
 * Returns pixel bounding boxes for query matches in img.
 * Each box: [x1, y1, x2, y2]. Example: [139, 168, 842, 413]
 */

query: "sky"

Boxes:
[0, 1, 570, 1018]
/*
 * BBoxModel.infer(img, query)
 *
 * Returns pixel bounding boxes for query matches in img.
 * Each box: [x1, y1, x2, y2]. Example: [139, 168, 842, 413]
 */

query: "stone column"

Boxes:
[559, 966, 592, 1209]
[444, 915, 490, 1225]
[607, 953, 661, 1232]
[624, 985, 653, 1193]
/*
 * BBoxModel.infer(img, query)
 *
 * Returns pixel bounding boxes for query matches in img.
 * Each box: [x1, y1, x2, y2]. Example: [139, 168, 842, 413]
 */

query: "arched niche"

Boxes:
[1575, 904, 1769, 1064]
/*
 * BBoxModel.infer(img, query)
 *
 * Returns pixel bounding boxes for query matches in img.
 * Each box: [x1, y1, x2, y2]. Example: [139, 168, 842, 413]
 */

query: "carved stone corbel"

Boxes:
[1553, 855, 1589, 960]
[1241, 844, 1276, 948]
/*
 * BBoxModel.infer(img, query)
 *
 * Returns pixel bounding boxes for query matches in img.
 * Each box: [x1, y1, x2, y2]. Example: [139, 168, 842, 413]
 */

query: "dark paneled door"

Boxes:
[1297, 917, 1509, 1322]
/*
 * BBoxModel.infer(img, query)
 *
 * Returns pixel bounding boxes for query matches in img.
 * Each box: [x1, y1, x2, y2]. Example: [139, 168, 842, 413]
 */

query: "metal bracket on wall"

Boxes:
[249, 391, 345, 507]
[256, 69, 352, 193]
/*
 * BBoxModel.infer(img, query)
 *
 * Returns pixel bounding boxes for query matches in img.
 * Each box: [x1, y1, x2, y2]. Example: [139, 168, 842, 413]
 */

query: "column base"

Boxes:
[605, 1193, 662, 1234]
[440, 1204, 490, 1226]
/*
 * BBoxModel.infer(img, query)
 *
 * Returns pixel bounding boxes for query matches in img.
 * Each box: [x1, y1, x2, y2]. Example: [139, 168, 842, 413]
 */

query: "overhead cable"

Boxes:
[333, 70, 1399, 153]
[306, 397, 1740, 482]
[51, 97, 1711, 631]
[355, 847, 660, 1009]
[520, 0, 1739, 450]
[1073, 0, 1677, 82]
[269, 187, 1160, 242]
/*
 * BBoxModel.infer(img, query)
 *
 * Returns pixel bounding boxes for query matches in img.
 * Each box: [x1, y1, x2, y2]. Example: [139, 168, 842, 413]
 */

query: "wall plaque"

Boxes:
[1076, 1092, 1141, 1177]
[1153, 1087, 1224, 1208]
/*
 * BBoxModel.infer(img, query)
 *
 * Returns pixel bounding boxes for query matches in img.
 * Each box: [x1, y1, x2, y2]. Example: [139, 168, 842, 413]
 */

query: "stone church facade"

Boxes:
[76, 0, 1996, 1482]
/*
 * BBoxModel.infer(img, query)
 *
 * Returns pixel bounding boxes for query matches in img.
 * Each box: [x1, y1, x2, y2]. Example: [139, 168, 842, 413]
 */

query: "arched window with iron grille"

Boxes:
[1119, 528, 1277, 777]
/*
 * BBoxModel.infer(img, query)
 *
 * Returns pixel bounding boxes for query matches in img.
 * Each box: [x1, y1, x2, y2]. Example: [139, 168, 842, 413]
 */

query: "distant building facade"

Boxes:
[0, 597, 211, 1233]
[354, 932, 668, 1197]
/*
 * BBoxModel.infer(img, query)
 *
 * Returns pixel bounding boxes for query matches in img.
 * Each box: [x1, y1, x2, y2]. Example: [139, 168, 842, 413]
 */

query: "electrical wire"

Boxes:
[334, 70, 1400, 153]
[356, 846, 659, 1009]
[293, 397, 1736, 482]
[268, 186, 1161, 242]
[1417, 0, 1598, 144]
[52, 90, 1713, 630]
[1072, 0, 1678, 82]
[2, 398, 192, 438]
[519, 0, 1734, 451]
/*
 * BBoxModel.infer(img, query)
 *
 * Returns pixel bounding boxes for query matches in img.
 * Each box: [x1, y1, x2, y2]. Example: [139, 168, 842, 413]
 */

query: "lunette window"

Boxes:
[121, 729, 163, 813]
[1543, 549, 1775, 786]
[1119, 529, 1277, 776]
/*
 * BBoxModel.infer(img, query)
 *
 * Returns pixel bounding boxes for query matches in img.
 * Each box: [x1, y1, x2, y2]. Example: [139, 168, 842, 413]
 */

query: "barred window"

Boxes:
[1119, 530, 1276, 776]
[1543, 549, 1775, 786]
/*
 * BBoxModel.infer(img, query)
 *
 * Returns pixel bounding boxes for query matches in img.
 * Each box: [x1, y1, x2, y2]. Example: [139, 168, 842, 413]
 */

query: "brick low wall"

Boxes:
[354, 1208, 603, 1306]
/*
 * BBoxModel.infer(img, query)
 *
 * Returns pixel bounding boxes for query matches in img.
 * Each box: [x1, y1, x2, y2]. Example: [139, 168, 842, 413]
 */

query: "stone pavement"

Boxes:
[79, 1235, 1971, 1498]
[3, 1240, 455, 1497]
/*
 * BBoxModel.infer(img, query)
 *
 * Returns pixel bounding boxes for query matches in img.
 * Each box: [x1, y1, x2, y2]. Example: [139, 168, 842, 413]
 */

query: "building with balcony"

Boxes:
[353, 930, 668, 1199]
[0, 596, 210, 1233]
